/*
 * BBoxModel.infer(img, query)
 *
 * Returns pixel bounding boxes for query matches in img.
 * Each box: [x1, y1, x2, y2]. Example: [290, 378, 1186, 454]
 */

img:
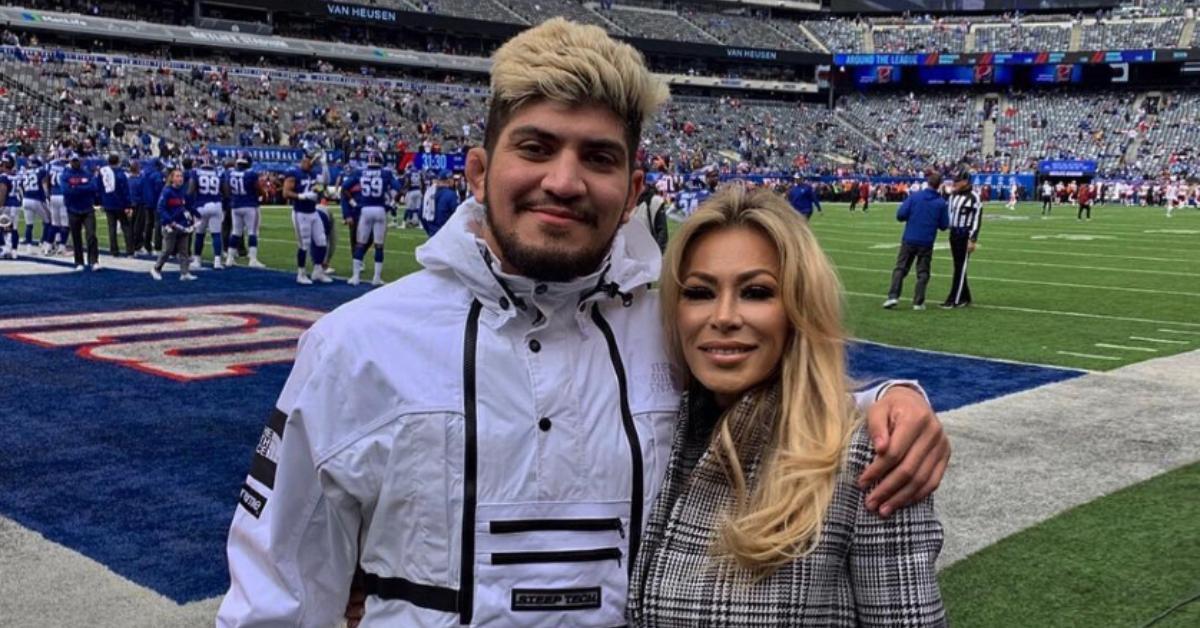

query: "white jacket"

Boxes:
[217, 201, 914, 627]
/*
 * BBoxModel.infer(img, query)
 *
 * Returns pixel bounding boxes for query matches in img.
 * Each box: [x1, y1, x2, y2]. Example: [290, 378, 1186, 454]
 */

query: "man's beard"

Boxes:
[484, 194, 618, 283]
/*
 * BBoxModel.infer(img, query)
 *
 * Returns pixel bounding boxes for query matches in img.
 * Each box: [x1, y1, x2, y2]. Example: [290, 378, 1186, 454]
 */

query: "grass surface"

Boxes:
[92, 199, 1199, 371]
[939, 461, 1200, 628]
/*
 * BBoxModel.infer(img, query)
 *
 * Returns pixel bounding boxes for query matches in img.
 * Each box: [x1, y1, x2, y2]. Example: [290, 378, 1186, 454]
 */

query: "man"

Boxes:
[786, 173, 821, 220]
[218, 19, 949, 627]
[1040, 179, 1053, 217]
[631, 175, 668, 253]
[402, 181, 423, 229]
[126, 160, 146, 254]
[1076, 181, 1093, 221]
[0, 155, 19, 259]
[47, 152, 69, 255]
[189, 154, 226, 269]
[18, 156, 49, 254]
[224, 153, 266, 268]
[99, 153, 134, 258]
[942, 171, 981, 309]
[852, 178, 870, 212]
[16, 155, 47, 255]
[283, 149, 332, 284]
[1006, 179, 1019, 211]
[62, 153, 101, 271]
[345, 151, 398, 286]
[140, 159, 166, 255]
[883, 171, 949, 311]
[421, 169, 457, 237]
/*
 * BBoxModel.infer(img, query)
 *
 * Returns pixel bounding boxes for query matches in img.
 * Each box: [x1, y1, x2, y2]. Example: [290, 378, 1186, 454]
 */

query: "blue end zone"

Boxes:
[848, 342, 1084, 413]
[0, 259, 1084, 603]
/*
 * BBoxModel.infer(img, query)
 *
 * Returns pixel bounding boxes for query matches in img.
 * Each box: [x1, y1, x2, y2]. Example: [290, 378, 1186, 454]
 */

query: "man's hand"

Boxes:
[967, 241, 977, 253]
[859, 385, 950, 517]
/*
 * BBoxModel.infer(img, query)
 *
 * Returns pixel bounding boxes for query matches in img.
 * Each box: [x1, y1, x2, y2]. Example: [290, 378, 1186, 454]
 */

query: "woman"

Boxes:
[628, 185, 946, 626]
[150, 168, 196, 281]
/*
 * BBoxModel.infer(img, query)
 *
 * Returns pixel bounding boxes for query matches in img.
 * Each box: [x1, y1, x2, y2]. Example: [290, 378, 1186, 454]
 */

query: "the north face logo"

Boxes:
[0, 303, 321, 381]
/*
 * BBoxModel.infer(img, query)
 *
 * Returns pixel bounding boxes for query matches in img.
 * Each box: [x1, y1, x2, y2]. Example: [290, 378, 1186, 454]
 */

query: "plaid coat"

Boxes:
[628, 388, 947, 627]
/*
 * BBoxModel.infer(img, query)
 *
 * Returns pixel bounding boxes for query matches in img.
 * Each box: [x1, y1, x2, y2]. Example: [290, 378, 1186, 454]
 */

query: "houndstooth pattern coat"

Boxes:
[627, 387, 947, 627]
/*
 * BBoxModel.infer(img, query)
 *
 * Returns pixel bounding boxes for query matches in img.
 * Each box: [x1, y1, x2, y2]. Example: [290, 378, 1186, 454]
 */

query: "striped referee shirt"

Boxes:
[948, 189, 982, 241]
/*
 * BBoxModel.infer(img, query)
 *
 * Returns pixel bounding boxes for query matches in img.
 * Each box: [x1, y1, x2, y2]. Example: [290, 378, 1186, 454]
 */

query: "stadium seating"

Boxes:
[601, 5, 715, 44]
[973, 22, 1072, 53]
[692, 12, 815, 52]
[1078, 18, 1188, 50]
[802, 18, 866, 53]
[837, 93, 984, 170]
[872, 23, 969, 54]
[992, 90, 1138, 173]
[497, 0, 610, 29]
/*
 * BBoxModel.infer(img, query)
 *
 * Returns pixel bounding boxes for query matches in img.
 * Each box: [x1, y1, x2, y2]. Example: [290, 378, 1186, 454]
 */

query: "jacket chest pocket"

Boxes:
[472, 502, 630, 627]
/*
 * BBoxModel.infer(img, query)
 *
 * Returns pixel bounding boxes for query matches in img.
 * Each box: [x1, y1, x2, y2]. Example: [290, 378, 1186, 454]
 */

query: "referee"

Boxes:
[942, 171, 981, 309]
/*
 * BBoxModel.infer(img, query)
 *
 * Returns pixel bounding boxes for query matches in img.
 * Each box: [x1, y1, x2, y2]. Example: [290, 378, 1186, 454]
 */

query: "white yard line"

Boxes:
[1094, 343, 1158, 352]
[833, 263, 1200, 298]
[1158, 329, 1200, 335]
[819, 241, 1200, 277]
[844, 291, 1200, 327]
[1055, 351, 1121, 361]
[1129, 336, 1190, 345]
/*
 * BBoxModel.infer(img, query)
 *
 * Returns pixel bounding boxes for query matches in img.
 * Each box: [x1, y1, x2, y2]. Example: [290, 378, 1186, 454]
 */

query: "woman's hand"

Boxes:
[859, 385, 951, 518]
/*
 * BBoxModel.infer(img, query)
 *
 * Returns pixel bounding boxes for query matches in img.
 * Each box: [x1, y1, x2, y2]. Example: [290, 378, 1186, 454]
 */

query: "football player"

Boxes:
[282, 150, 332, 284]
[224, 152, 266, 268]
[343, 151, 397, 286]
[189, 153, 226, 268]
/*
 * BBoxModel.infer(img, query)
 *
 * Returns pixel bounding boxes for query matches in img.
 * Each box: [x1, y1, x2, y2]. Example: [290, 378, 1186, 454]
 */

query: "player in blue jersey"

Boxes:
[343, 151, 398, 286]
[223, 152, 266, 269]
[18, 156, 50, 255]
[47, 152, 69, 255]
[188, 154, 226, 269]
[283, 150, 332, 284]
[0, 154, 20, 259]
[336, 162, 363, 254]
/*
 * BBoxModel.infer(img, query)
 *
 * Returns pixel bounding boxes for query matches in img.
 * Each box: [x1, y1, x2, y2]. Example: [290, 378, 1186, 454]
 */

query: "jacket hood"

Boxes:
[416, 197, 662, 318]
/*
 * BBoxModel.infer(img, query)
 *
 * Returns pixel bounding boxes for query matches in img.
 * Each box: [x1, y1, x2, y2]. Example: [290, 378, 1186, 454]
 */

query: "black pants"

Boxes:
[945, 233, 973, 306]
[133, 205, 159, 252]
[69, 211, 99, 266]
[888, 242, 933, 306]
[105, 209, 134, 256]
[1041, 194, 1052, 214]
[1077, 203, 1091, 220]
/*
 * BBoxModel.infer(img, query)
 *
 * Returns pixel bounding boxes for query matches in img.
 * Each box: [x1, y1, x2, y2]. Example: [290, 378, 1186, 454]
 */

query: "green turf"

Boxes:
[94, 200, 1199, 370]
[939, 461, 1200, 628]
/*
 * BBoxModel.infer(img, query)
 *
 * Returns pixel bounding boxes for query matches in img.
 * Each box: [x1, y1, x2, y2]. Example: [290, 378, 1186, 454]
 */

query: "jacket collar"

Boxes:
[416, 197, 662, 324]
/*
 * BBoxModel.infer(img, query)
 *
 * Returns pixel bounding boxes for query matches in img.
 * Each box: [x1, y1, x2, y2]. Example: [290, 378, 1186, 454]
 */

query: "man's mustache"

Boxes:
[514, 198, 599, 227]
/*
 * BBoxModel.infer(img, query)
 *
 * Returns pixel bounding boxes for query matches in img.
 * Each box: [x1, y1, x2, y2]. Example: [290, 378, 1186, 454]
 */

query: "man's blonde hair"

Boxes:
[484, 17, 668, 161]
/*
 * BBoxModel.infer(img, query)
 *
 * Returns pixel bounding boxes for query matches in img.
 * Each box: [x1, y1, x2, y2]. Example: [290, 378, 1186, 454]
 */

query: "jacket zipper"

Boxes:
[589, 304, 643, 580]
[490, 517, 624, 535]
[458, 299, 483, 625]
[492, 547, 623, 566]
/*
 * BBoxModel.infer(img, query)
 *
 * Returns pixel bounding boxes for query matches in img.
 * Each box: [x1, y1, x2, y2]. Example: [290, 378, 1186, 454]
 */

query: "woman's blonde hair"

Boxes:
[660, 185, 857, 573]
[485, 17, 669, 161]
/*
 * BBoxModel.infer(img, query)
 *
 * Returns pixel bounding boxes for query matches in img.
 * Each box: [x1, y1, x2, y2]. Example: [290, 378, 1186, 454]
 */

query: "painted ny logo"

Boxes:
[0, 304, 322, 381]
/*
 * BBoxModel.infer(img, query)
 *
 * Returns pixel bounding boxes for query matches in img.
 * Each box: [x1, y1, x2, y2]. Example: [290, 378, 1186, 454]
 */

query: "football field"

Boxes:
[233, 200, 1200, 371]
[41, 200, 1197, 627]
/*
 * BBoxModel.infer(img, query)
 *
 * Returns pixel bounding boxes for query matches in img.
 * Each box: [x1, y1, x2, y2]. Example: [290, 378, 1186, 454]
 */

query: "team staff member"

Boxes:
[218, 19, 949, 627]
[1040, 180, 1054, 216]
[63, 153, 101, 271]
[883, 171, 949, 311]
[127, 160, 146, 253]
[786, 173, 821, 220]
[150, 168, 196, 281]
[942, 171, 981, 309]
[140, 159, 166, 254]
[99, 153, 134, 258]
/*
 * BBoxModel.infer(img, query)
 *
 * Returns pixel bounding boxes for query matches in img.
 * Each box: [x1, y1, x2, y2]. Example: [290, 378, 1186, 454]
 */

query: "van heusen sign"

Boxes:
[323, 2, 398, 24]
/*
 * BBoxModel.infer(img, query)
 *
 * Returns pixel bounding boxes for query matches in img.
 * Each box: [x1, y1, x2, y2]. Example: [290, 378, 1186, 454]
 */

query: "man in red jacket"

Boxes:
[1076, 182, 1093, 221]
